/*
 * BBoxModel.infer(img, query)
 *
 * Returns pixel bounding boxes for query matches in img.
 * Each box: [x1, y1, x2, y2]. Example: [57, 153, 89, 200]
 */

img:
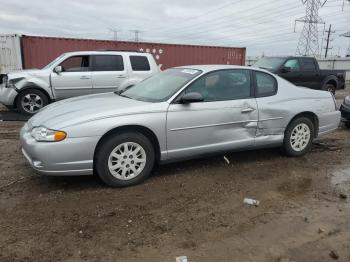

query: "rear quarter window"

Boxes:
[300, 58, 317, 71]
[129, 56, 151, 71]
[254, 71, 277, 97]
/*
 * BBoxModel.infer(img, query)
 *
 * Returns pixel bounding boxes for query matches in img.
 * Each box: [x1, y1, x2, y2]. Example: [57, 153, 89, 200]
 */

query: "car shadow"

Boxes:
[36, 147, 282, 191]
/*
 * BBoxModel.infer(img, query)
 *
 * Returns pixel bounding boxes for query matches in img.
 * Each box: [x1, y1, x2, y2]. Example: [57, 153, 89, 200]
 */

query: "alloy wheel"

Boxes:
[21, 93, 43, 113]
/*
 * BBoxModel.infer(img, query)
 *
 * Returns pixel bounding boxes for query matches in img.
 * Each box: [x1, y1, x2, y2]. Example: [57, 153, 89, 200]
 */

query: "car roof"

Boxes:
[174, 64, 271, 74]
[63, 51, 149, 56]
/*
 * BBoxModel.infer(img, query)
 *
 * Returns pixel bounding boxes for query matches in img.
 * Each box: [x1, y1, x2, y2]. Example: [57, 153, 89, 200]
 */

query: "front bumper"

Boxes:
[0, 84, 17, 106]
[20, 124, 100, 176]
[340, 103, 350, 122]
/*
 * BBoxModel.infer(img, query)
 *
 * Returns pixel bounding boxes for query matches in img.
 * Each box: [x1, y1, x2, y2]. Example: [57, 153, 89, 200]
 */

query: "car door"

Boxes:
[278, 58, 303, 86]
[166, 69, 258, 160]
[299, 57, 320, 89]
[50, 55, 92, 100]
[253, 70, 285, 146]
[91, 54, 128, 93]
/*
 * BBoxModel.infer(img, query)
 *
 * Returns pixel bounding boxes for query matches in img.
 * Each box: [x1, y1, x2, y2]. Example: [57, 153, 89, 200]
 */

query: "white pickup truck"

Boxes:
[0, 51, 159, 114]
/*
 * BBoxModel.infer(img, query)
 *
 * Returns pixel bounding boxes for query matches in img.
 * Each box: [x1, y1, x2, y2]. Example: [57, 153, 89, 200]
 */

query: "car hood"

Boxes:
[28, 93, 162, 129]
[8, 69, 48, 80]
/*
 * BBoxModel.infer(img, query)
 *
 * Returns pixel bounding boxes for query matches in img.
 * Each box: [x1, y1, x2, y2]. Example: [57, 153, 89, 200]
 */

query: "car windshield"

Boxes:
[121, 68, 202, 102]
[253, 57, 285, 70]
[42, 54, 66, 69]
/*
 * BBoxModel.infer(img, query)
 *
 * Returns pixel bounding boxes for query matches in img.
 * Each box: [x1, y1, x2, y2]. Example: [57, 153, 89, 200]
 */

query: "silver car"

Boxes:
[20, 65, 340, 187]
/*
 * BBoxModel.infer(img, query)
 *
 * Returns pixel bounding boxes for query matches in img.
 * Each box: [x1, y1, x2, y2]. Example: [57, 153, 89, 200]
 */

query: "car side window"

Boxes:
[92, 55, 124, 71]
[284, 59, 300, 71]
[300, 58, 316, 71]
[129, 56, 151, 71]
[255, 71, 277, 97]
[59, 56, 90, 72]
[185, 69, 251, 102]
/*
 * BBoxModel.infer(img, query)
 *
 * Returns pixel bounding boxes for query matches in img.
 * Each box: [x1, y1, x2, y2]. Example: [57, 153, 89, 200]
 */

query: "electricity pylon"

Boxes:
[295, 0, 328, 56]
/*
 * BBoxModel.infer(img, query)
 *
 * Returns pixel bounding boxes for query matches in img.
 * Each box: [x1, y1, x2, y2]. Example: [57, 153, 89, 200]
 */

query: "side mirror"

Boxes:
[281, 66, 291, 73]
[54, 66, 63, 74]
[181, 92, 204, 104]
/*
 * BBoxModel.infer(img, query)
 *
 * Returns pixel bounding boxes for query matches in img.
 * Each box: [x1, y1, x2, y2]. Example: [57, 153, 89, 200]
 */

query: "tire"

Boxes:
[345, 122, 350, 129]
[323, 83, 336, 95]
[95, 131, 155, 187]
[16, 89, 49, 115]
[283, 117, 314, 157]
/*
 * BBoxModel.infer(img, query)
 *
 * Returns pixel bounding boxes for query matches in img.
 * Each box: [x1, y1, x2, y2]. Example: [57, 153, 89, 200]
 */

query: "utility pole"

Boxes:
[130, 30, 142, 42]
[324, 24, 335, 58]
[109, 28, 120, 41]
[295, 0, 328, 56]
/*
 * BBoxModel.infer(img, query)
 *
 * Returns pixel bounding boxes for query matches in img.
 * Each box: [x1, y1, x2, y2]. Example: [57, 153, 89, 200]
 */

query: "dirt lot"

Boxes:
[0, 88, 350, 262]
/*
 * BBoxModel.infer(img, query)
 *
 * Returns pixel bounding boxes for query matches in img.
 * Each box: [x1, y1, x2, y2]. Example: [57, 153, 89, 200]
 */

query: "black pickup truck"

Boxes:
[254, 56, 346, 93]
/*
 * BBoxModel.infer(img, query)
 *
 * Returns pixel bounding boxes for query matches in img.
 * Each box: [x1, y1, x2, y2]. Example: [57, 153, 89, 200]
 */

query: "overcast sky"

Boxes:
[0, 0, 349, 56]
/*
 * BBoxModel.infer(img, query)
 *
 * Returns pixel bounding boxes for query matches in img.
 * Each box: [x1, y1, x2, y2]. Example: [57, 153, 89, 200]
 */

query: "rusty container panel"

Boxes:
[21, 35, 246, 70]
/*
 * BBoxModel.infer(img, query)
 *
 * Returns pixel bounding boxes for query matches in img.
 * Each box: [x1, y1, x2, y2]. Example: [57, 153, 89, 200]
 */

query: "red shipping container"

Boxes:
[21, 35, 245, 70]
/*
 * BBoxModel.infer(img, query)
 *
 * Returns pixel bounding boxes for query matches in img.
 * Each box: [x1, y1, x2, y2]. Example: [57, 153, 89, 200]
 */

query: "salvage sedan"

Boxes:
[20, 65, 340, 187]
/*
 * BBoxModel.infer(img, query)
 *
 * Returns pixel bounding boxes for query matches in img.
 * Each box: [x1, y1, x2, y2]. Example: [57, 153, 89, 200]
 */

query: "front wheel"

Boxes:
[324, 84, 336, 95]
[95, 132, 155, 187]
[16, 89, 49, 115]
[283, 117, 314, 157]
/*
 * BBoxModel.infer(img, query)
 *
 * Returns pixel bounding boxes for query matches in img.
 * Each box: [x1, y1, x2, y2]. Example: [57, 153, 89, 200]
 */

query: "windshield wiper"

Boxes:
[114, 89, 124, 95]
[114, 85, 133, 95]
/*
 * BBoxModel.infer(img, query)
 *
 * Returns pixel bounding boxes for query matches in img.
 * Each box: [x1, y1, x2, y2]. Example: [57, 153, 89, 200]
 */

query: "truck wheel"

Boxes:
[95, 131, 155, 187]
[283, 117, 314, 157]
[324, 84, 336, 94]
[16, 89, 49, 115]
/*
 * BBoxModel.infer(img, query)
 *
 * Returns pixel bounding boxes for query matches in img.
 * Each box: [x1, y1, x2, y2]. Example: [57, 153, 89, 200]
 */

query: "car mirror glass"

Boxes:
[281, 66, 291, 73]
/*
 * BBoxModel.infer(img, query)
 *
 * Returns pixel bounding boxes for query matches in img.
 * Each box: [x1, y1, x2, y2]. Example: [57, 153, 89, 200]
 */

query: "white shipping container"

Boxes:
[0, 34, 23, 74]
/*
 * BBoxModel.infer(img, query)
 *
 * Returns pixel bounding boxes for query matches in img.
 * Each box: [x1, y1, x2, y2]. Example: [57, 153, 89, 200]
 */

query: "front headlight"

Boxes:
[344, 96, 350, 106]
[31, 126, 66, 142]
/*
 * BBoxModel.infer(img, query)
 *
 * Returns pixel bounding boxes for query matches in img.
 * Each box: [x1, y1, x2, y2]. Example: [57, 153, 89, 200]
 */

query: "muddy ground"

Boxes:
[0, 88, 350, 262]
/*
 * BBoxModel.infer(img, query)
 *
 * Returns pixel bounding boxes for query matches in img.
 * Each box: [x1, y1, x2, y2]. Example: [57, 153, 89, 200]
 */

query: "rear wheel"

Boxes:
[324, 83, 336, 95]
[283, 117, 314, 157]
[16, 89, 48, 115]
[95, 132, 155, 187]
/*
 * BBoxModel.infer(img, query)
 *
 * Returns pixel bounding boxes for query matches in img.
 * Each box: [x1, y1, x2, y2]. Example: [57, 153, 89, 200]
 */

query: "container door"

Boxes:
[91, 55, 128, 93]
[51, 55, 92, 100]
[0, 35, 22, 74]
[166, 69, 258, 160]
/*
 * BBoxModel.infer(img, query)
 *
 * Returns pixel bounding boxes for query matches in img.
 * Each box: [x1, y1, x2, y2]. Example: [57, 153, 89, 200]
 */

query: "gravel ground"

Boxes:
[0, 87, 350, 262]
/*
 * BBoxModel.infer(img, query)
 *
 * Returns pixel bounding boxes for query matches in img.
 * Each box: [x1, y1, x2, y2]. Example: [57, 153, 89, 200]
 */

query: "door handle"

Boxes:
[80, 76, 91, 79]
[117, 75, 126, 78]
[241, 107, 255, 113]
